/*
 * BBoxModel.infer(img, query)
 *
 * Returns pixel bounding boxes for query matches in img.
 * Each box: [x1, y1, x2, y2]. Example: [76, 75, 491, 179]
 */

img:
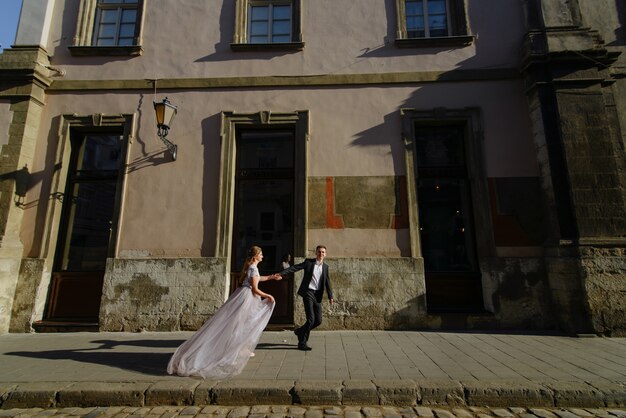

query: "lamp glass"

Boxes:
[154, 98, 177, 129]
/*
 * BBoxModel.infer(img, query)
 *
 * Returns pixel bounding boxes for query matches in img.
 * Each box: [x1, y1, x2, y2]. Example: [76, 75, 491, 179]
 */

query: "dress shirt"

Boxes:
[309, 260, 323, 291]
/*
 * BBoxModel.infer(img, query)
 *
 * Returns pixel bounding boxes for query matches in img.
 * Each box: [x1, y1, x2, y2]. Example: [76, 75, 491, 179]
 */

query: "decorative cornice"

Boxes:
[48, 69, 520, 92]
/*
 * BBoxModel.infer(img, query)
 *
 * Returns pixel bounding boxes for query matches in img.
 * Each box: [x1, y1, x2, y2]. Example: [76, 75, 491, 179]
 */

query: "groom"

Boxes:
[280, 245, 334, 351]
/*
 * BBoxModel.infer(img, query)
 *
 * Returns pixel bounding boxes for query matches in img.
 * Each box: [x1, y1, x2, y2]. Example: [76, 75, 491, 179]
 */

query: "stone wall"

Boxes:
[580, 243, 626, 336]
[297, 257, 427, 330]
[8, 258, 44, 332]
[99, 258, 229, 332]
[481, 257, 557, 330]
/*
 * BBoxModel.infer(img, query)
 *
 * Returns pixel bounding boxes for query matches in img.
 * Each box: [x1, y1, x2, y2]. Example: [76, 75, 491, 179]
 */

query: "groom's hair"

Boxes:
[316, 245, 326, 252]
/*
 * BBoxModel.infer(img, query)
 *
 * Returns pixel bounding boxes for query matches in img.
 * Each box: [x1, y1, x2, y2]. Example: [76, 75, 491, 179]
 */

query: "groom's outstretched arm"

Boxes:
[279, 260, 306, 276]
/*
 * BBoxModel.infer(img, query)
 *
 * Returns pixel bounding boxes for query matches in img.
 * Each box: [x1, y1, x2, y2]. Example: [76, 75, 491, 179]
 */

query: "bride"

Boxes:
[167, 246, 281, 379]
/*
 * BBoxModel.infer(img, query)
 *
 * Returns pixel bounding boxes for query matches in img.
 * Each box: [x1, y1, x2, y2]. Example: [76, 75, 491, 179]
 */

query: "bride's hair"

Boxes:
[239, 246, 262, 284]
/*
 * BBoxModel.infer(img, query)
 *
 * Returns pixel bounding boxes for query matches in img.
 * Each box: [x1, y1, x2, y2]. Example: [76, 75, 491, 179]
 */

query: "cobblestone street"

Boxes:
[1, 405, 626, 418]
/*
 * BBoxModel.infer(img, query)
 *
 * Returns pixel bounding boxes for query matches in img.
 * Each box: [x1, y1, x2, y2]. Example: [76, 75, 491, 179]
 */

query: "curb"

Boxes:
[1, 380, 624, 409]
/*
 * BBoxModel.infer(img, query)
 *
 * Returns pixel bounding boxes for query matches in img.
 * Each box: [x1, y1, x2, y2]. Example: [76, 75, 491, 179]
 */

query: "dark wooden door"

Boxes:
[414, 125, 484, 312]
[231, 129, 295, 325]
[47, 133, 123, 321]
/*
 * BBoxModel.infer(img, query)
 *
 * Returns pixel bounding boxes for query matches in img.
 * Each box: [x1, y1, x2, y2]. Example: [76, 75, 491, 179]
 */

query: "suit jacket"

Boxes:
[280, 258, 333, 303]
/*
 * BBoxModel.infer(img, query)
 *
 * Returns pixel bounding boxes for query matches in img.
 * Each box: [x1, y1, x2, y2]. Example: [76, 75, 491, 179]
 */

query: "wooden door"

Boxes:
[231, 129, 295, 325]
[46, 133, 123, 321]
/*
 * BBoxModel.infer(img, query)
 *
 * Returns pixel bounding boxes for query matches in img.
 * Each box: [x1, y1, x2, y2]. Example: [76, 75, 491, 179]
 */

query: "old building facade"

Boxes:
[0, 0, 624, 335]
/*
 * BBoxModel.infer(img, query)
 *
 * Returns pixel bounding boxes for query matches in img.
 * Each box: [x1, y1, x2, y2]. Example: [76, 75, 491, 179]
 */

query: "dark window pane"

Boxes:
[251, 5, 269, 20]
[234, 179, 293, 272]
[273, 5, 291, 19]
[98, 23, 116, 38]
[429, 15, 447, 32]
[100, 9, 118, 23]
[414, 126, 465, 167]
[121, 9, 137, 23]
[62, 182, 117, 271]
[272, 21, 290, 35]
[428, 0, 447, 14]
[77, 135, 122, 172]
[430, 28, 448, 37]
[407, 16, 424, 32]
[250, 35, 269, 43]
[117, 37, 134, 45]
[251, 21, 268, 36]
[95, 38, 115, 46]
[406, 0, 421, 15]
[238, 131, 294, 169]
[119, 23, 136, 37]
[418, 179, 477, 272]
[272, 35, 291, 42]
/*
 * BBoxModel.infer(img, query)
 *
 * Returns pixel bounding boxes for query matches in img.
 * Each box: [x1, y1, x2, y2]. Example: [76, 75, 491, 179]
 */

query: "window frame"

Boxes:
[395, 0, 473, 48]
[400, 108, 494, 260]
[92, 0, 140, 47]
[232, 0, 304, 51]
[69, 0, 145, 56]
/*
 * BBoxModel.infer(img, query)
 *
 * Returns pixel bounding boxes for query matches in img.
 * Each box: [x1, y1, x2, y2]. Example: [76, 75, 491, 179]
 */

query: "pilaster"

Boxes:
[521, 0, 626, 335]
[0, 46, 52, 334]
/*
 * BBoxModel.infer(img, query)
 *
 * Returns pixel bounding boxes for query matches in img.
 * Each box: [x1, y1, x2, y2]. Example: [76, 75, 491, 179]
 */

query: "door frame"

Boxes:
[401, 108, 494, 312]
[41, 113, 134, 320]
[216, 111, 309, 270]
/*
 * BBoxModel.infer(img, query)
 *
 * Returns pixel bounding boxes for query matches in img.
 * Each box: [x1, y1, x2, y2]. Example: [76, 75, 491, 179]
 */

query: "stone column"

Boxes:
[0, 0, 56, 333]
[521, 0, 626, 335]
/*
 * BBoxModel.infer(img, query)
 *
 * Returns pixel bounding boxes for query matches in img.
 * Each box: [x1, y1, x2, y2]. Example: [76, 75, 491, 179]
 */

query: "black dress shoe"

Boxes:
[297, 343, 312, 351]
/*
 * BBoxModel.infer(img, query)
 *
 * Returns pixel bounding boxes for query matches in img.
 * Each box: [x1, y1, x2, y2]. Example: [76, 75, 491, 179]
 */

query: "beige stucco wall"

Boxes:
[0, 101, 11, 147]
[21, 80, 538, 261]
[44, 0, 527, 79]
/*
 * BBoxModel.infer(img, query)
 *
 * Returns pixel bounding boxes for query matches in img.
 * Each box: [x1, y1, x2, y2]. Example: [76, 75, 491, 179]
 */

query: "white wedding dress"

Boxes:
[167, 265, 274, 379]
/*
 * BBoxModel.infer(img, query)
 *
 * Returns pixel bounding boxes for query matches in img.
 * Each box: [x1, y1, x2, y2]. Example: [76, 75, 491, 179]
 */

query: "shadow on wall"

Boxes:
[200, 114, 222, 257]
[195, 0, 300, 62]
[349, 0, 557, 326]
[612, 0, 626, 46]
[389, 295, 427, 329]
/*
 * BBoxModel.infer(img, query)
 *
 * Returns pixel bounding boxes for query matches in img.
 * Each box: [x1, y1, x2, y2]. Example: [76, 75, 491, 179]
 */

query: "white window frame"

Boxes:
[70, 0, 145, 56]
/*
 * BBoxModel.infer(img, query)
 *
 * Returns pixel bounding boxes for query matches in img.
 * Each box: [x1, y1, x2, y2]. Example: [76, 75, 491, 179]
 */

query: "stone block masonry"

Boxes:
[99, 258, 229, 332]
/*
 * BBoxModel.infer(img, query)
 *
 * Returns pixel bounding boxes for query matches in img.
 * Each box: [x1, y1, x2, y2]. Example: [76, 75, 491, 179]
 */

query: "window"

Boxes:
[249, 3, 291, 43]
[232, 0, 303, 51]
[92, 0, 139, 46]
[395, 0, 473, 47]
[69, 0, 144, 56]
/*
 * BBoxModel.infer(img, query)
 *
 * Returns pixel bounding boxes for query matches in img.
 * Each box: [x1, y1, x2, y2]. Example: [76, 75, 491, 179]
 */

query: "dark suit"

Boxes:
[280, 258, 333, 345]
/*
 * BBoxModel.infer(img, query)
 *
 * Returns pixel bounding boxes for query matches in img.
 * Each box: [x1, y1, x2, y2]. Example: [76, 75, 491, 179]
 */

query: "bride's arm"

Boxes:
[251, 275, 275, 303]
[258, 273, 280, 282]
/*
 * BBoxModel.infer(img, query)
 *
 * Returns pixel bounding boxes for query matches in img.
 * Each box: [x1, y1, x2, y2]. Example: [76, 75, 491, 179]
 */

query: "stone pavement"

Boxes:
[1, 405, 626, 417]
[0, 331, 625, 410]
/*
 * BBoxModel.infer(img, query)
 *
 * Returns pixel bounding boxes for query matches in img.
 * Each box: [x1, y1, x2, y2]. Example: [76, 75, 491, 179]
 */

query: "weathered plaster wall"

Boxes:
[296, 257, 426, 330]
[21, 81, 538, 260]
[99, 258, 228, 331]
[46, 0, 526, 80]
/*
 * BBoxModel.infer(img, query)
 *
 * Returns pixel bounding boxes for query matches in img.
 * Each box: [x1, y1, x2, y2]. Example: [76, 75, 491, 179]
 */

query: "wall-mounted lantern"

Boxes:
[153, 97, 178, 160]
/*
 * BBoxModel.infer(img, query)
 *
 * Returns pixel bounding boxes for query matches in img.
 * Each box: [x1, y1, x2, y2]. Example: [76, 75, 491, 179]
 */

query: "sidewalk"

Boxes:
[0, 330, 625, 409]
